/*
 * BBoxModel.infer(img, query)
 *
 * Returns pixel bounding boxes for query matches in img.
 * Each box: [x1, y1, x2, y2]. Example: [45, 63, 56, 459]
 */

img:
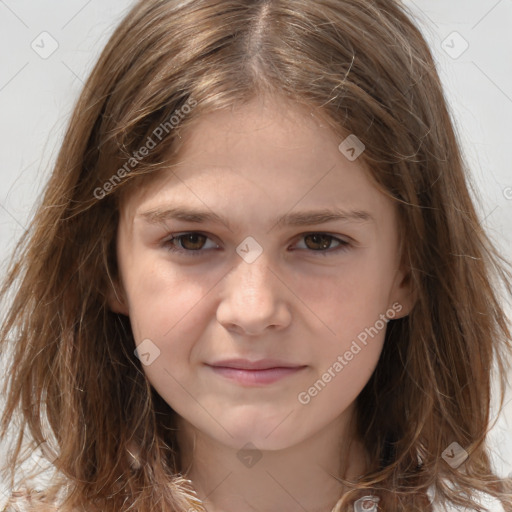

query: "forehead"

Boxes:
[119, 97, 393, 231]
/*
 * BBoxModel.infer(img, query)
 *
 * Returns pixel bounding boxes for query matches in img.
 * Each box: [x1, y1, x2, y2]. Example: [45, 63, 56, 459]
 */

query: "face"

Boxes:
[109, 96, 414, 453]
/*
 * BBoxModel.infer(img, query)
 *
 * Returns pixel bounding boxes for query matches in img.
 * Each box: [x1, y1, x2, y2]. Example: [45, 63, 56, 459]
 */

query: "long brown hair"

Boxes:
[1, 0, 511, 510]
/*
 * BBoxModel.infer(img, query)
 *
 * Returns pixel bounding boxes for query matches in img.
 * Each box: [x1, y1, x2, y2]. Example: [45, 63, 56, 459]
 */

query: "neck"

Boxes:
[175, 409, 368, 512]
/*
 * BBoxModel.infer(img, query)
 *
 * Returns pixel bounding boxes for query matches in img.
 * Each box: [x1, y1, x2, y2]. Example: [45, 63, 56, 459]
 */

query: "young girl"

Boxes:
[1, 0, 511, 511]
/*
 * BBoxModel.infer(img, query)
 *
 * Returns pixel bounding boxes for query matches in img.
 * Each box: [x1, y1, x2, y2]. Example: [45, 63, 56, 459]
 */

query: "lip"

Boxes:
[206, 359, 307, 386]
[208, 358, 304, 370]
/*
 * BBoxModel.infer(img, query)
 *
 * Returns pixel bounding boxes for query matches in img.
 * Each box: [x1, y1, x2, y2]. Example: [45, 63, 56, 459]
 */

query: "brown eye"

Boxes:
[303, 233, 350, 252]
[162, 232, 351, 257]
[163, 232, 218, 255]
[293, 233, 351, 255]
[177, 233, 207, 250]
[303, 234, 336, 251]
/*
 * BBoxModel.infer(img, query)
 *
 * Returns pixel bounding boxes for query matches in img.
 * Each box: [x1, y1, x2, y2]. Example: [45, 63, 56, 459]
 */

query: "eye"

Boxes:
[162, 232, 218, 256]
[161, 232, 352, 257]
[294, 233, 351, 254]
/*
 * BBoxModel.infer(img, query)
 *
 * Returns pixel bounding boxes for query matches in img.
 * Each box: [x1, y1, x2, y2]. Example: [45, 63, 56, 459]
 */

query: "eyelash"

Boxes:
[161, 232, 352, 257]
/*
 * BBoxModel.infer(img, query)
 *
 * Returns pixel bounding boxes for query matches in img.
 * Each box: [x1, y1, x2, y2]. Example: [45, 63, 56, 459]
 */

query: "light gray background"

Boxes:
[0, 0, 511, 501]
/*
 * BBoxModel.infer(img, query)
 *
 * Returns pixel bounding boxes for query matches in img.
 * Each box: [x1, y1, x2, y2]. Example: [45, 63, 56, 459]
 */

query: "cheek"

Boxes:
[288, 250, 396, 337]
[289, 250, 393, 399]
[124, 254, 216, 340]
[298, 325, 386, 415]
[121, 257, 221, 397]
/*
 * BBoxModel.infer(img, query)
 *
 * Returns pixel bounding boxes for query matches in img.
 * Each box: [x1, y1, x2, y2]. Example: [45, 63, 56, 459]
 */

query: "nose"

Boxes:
[216, 255, 292, 336]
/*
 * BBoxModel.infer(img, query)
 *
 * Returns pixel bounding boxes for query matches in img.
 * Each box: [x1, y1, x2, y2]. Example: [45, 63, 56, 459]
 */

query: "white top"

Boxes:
[431, 491, 506, 511]
[0, 486, 507, 511]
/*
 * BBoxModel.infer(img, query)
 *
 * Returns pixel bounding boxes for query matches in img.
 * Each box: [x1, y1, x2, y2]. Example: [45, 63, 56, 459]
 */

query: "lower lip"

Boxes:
[207, 365, 306, 385]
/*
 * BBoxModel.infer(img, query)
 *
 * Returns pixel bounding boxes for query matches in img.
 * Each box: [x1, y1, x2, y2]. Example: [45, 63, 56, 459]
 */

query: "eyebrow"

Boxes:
[138, 206, 374, 231]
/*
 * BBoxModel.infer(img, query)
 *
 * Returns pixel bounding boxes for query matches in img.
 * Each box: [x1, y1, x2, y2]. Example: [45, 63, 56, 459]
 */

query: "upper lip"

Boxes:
[207, 358, 306, 370]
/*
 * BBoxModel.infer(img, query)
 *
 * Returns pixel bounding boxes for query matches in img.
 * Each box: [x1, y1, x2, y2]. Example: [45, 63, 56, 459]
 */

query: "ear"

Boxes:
[107, 277, 130, 316]
[388, 265, 417, 320]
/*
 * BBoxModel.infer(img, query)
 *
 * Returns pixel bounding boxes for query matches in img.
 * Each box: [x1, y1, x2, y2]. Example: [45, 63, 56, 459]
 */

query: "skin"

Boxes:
[109, 95, 415, 512]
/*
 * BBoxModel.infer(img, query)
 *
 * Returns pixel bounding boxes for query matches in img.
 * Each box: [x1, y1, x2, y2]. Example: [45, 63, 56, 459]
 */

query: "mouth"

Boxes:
[205, 359, 307, 385]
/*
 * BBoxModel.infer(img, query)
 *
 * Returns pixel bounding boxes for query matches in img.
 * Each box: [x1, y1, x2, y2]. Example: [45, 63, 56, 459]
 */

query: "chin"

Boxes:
[217, 419, 307, 451]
